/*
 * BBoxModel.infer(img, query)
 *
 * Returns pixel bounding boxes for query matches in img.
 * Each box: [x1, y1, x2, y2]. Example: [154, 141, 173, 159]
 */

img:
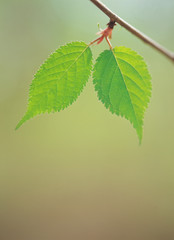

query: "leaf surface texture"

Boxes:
[93, 46, 152, 142]
[16, 41, 92, 129]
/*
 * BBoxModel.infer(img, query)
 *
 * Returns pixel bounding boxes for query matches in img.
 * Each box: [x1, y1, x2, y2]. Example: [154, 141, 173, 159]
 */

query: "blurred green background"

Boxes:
[1, 0, 174, 239]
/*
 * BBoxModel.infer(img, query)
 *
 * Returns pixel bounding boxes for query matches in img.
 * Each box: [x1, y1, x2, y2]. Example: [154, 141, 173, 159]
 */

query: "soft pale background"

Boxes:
[1, 0, 174, 239]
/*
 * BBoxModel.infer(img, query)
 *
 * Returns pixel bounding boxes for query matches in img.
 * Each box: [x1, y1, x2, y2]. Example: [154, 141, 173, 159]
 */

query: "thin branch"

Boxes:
[90, 0, 174, 62]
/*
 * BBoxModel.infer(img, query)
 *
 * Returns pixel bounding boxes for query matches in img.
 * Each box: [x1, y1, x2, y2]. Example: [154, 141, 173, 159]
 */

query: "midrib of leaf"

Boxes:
[102, 53, 119, 95]
[107, 54, 119, 88]
[61, 45, 89, 78]
[110, 48, 141, 139]
[34, 46, 89, 92]
[15, 44, 91, 130]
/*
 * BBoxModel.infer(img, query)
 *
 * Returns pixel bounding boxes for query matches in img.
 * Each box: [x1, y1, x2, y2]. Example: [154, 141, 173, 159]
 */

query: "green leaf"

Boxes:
[93, 46, 152, 143]
[16, 41, 92, 129]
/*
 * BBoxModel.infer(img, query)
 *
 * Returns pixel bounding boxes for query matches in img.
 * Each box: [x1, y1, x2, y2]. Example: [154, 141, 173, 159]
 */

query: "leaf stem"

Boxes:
[90, 0, 174, 63]
[105, 36, 113, 49]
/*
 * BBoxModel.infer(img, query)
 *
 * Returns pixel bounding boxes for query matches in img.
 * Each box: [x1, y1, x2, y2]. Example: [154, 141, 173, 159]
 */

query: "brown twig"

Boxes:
[90, 0, 174, 62]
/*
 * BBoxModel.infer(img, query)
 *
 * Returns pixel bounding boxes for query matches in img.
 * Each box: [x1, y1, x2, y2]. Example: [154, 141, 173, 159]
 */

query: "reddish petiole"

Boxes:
[89, 21, 116, 49]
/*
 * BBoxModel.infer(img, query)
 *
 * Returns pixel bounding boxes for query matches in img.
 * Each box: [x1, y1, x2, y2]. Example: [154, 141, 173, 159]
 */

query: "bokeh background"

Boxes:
[1, 0, 174, 239]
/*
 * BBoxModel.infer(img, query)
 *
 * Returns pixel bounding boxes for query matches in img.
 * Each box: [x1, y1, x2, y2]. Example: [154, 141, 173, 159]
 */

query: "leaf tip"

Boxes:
[138, 136, 142, 145]
[15, 118, 25, 130]
[15, 112, 30, 130]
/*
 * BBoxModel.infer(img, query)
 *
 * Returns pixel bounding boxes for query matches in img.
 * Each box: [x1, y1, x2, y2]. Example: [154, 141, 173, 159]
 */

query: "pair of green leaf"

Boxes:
[16, 41, 151, 143]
